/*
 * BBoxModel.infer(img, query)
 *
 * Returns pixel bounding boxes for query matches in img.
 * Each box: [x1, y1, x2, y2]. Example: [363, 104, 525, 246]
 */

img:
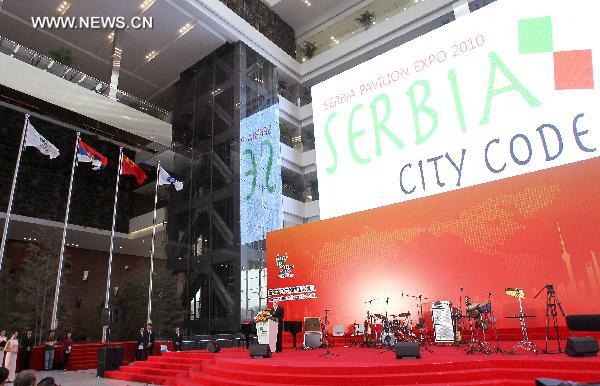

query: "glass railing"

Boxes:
[0, 36, 171, 123]
[296, 0, 426, 62]
[277, 83, 312, 107]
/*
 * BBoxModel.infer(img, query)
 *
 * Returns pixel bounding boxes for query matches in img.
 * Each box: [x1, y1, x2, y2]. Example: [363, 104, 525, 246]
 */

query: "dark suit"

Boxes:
[144, 329, 156, 357]
[172, 332, 183, 352]
[136, 331, 146, 360]
[271, 305, 284, 352]
[22, 334, 35, 369]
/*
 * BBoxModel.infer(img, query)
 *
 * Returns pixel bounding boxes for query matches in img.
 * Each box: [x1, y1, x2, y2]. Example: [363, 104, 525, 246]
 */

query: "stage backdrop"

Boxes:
[267, 0, 600, 329]
[267, 156, 600, 328]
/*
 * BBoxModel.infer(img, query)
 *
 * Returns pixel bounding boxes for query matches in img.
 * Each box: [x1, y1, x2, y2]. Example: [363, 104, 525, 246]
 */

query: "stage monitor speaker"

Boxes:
[207, 341, 220, 353]
[566, 315, 600, 331]
[249, 344, 271, 358]
[565, 337, 599, 357]
[535, 378, 573, 386]
[395, 342, 421, 359]
[97, 347, 123, 377]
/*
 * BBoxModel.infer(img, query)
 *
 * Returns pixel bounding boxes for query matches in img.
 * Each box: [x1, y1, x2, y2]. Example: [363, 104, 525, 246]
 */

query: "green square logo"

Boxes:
[518, 16, 553, 54]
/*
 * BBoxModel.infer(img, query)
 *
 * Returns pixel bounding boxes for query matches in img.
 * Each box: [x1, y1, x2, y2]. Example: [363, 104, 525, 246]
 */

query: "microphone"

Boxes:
[487, 292, 493, 296]
[460, 287, 464, 291]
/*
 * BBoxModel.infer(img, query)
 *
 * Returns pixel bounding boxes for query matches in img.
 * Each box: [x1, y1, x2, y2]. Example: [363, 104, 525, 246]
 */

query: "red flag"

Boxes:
[121, 155, 147, 185]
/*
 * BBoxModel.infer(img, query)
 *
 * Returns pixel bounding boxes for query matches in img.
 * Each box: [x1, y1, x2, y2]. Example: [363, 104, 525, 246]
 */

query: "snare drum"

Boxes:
[381, 332, 395, 346]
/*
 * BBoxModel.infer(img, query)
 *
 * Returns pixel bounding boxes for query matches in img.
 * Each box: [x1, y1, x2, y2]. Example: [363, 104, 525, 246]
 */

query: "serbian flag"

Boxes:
[77, 140, 108, 170]
[121, 155, 147, 185]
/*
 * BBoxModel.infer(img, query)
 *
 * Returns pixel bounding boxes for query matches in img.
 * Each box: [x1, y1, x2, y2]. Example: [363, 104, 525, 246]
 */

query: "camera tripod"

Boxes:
[534, 284, 566, 353]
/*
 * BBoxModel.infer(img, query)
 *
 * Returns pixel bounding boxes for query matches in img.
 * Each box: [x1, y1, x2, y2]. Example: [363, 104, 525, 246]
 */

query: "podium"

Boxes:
[256, 319, 278, 353]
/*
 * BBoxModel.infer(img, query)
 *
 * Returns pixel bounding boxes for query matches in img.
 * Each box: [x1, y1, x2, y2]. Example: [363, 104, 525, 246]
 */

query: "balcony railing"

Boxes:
[0, 36, 171, 123]
[296, 0, 426, 62]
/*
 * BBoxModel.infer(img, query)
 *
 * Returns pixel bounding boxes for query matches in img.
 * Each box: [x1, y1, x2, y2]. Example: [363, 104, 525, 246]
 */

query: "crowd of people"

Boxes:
[0, 329, 72, 384]
[0, 368, 59, 386]
[0, 324, 183, 384]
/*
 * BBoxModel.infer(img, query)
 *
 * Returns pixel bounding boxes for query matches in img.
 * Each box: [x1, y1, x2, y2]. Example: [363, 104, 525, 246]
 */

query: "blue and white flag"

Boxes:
[158, 165, 183, 191]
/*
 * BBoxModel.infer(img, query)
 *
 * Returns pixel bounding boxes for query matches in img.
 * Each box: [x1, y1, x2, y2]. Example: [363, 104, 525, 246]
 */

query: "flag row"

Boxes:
[24, 117, 183, 190]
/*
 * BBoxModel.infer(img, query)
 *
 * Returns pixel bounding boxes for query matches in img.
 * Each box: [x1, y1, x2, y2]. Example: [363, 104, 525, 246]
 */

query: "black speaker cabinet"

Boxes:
[565, 336, 599, 357]
[249, 343, 272, 358]
[97, 347, 123, 377]
[566, 315, 600, 332]
[207, 341, 220, 353]
[395, 342, 421, 359]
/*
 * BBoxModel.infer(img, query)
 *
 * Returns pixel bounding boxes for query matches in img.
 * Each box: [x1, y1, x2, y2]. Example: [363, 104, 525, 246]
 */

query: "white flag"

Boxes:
[24, 120, 60, 159]
[158, 165, 183, 191]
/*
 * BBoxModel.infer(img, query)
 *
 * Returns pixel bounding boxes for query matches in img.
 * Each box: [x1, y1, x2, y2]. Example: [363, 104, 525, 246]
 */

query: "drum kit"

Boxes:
[320, 285, 560, 356]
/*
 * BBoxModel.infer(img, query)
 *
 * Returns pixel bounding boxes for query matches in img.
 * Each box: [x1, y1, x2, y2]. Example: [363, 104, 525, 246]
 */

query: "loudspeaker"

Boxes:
[304, 332, 321, 348]
[207, 341, 220, 353]
[566, 315, 600, 331]
[395, 342, 421, 359]
[249, 344, 271, 358]
[565, 337, 599, 357]
[97, 347, 123, 377]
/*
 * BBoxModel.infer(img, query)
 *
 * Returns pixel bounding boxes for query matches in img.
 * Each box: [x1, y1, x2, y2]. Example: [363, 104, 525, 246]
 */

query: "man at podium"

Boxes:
[270, 300, 284, 352]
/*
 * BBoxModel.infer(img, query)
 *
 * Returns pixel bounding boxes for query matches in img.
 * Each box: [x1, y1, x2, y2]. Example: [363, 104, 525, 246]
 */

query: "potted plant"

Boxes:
[355, 10, 376, 30]
[301, 41, 318, 60]
[48, 47, 77, 67]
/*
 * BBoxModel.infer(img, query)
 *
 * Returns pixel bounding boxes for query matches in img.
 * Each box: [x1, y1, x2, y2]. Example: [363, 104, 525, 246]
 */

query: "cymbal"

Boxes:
[374, 314, 385, 319]
[397, 312, 411, 317]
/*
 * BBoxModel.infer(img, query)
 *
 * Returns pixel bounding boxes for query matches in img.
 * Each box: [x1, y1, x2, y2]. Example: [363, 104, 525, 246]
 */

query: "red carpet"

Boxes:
[104, 341, 600, 385]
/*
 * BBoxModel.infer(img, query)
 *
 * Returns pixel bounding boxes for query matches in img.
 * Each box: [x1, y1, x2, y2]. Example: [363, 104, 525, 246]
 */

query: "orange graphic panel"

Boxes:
[267, 158, 600, 328]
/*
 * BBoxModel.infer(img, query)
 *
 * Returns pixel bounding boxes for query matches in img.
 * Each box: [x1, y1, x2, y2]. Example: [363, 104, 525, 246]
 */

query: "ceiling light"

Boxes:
[303, 0, 311, 6]
[139, 0, 156, 12]
[178, 22, 195, 37]
[56, 1, 72, 16]
[107, 31, 115, 42]
[145, 50, 158, 62]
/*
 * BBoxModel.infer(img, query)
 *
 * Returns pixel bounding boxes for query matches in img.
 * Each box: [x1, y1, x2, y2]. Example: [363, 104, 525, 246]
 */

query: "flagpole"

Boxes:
[0, 114, 29, 272]
[50, 132, 80, 331]
[103, 147, 123, 343]
[147, 161, 161, 324]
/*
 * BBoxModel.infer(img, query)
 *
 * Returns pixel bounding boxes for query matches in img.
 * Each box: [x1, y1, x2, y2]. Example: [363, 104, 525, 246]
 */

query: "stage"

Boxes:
[103, 341, 600, 385]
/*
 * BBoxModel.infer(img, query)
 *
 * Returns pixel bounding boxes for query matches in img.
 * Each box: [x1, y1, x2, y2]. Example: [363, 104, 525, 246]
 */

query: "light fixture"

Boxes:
[145, 50, 158, 62]
[303, 0, 311, 6]
[56, 1, 72, 16]
[178, 22, 195, 37]
[107, 31, 115, 42]
[139, 0, 156, 12]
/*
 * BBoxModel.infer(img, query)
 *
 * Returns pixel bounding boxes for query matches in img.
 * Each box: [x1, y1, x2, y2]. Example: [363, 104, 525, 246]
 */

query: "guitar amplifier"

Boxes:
[304, 317, 320, 332]
[303, 332, 322, 348]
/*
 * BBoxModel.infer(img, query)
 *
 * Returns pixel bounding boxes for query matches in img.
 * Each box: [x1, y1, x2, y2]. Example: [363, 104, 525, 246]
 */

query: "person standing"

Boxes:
[143, 323, 155, 358]
[62, 331, 73, 371]
[21, 330, 34, 370]
[270, 300, 284, 353]
[172, 327, 183, 352]
[135, 328, 145, 361]
[0, 330, 7, 367]
[44, 330, 57, 370]
[4, 331, 19, 382]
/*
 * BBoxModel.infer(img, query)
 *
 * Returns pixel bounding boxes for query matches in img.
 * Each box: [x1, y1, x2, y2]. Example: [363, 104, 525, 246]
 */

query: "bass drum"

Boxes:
[381, 332, 396, 346]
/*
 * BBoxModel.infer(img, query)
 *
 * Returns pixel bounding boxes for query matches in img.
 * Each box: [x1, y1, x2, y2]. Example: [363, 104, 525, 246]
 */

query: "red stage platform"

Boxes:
[104, 341, 600, 385]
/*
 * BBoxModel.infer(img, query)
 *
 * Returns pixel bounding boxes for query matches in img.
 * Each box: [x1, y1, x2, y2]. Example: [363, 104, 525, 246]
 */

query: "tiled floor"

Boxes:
[26, 369, 155, 386]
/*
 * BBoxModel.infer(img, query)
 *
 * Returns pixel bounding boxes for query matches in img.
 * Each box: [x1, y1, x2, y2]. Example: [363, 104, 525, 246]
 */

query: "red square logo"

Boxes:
[554, 50, 594, 90]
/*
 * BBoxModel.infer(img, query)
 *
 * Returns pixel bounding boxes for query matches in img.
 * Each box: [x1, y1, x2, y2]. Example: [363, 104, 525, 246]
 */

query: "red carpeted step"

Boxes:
[104, 369, 171, 385]
[117, 365, 184, 377]
[133, 360, 195, 371]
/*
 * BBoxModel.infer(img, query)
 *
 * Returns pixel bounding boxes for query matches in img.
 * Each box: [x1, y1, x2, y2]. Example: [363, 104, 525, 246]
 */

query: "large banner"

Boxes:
[266, 156, 600, 329]
[240, 104, 283, 245]
[312, 0, 599, 220]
